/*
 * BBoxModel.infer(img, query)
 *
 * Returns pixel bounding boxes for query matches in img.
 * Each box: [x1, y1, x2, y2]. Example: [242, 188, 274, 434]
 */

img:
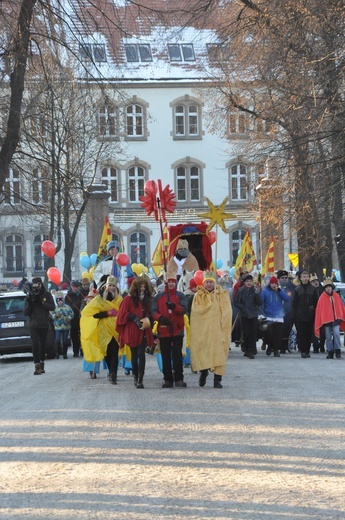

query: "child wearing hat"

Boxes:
[51, 293, 74, 359]
[314, 279, 345, 358]
[261, 276, 291, 357]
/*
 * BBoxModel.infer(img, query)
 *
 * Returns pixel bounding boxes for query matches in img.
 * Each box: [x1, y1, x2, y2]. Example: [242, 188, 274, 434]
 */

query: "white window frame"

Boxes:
[4, 168, 21, 205]
[128, 166, 145, 202]
[101, 166, 119, 203]
[5, 234, 24, 274]
[130, 232, 148, 265]
[126, 104, 144, 137]
[230, 164, 248, 201]
[98, 104, 117, 137]
[32, 168, 48, 204]
[175, 163, 201, 203]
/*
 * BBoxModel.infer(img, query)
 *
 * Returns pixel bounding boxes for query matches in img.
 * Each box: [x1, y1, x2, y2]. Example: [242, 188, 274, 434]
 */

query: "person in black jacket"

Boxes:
[23, 277, 55, 375]
[65, 280, 83, 357]
[292, 270, 319, 358]
[234, 274, 262, 359]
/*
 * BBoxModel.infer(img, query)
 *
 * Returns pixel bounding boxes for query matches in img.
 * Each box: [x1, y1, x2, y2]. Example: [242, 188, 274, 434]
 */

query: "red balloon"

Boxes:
[41, 240, 56, 258]
[194, 270, 204, 286]
[47, 267, 61, 285]
[116, 253, 130, 266]
[144, 180, 157, 195]
[217, 270, 223, 277]
[208, 231, 216, 245]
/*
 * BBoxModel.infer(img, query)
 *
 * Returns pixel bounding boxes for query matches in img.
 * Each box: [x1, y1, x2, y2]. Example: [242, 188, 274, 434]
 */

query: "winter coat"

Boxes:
[314, 290, 345, 337]
[50, 303, 74, 330]
[116, 294, 154, 348]
[261, 286, 290, 319]
[151, 285, 187, 338]
[23, 286, 55, 328]
[234, 285, 262, 319]
[292, 282, 319, 322]
[65, 290, 83, 321]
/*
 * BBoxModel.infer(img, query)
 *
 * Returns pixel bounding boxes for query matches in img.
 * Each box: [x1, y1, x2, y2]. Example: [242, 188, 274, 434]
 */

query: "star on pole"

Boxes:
[197, 197, 237, 233]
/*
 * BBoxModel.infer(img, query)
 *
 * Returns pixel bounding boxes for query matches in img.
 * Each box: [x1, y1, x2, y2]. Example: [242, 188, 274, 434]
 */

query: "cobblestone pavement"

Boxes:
[1, 344, 345, 520]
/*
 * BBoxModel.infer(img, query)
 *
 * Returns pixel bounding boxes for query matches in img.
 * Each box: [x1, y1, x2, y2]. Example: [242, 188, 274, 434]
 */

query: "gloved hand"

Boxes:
[127, 313, 136, 321]
[160, 316, 171, 326]
[134, 317, 143, 329]
[93, 311, 108, 319]
[166, 301, 176, 310]
[107, 309, 118, 317]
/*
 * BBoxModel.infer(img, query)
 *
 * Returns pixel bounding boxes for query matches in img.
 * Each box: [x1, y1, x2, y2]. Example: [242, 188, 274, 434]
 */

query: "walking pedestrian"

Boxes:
[116, 276, 155, 389]
[65, 280, 83, 357]
[50, 292, 74, 359]
[23, 277, 55, 375]
[234, 274, 262, 359]
[152, 272, 188, 388]
[190, 270, 232, 388]
[261, 276, 290, 357]
[292, 269, 319, 358]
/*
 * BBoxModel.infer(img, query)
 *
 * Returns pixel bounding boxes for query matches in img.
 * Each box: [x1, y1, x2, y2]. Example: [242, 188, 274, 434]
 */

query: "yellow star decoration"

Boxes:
[197, 197, 237, 233]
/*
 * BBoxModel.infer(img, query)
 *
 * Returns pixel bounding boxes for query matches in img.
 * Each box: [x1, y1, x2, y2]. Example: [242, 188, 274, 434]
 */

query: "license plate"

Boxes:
[1, 321, 25, 328]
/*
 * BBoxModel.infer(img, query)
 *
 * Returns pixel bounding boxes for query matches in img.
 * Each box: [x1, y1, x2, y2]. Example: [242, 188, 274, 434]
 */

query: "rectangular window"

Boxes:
[168, 44, 182, 61]
[79, 43, 106, 62]
[181, 44, 195, 61]
[168, 44, 195, 62]
[125, 44, 152, 62]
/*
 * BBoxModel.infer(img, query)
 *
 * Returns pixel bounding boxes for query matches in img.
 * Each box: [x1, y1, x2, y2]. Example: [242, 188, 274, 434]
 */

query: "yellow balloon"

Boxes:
[131, 263, 140, 275]
[142, 266, 148, 273]
[80, 252, 88, 257]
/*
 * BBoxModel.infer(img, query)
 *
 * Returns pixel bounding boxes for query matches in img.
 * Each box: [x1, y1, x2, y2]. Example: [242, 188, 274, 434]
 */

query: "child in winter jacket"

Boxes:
[51, 292, 74, 359]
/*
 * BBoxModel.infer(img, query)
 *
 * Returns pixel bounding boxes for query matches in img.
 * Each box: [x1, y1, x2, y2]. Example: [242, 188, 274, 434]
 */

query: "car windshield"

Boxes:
[0, 296, 25, 315]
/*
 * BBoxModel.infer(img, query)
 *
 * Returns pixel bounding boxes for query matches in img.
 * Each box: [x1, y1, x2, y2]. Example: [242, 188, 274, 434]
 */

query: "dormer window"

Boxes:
[125, 44, 152, 62]
[168, 44, 195, 62]
[79, 43, 107, 63]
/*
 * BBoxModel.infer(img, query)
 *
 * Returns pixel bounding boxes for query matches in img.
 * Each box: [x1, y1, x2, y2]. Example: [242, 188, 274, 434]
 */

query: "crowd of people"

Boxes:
[23, 245, 345, 386]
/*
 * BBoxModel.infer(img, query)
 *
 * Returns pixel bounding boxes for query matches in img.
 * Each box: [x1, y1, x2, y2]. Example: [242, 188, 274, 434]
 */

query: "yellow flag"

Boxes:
[288, 253, 299, 268]
[97, 216, 112, 258]
[262, 239, 275, 275]
[151, 226, 169, 276]
[235, 230, 257, 272]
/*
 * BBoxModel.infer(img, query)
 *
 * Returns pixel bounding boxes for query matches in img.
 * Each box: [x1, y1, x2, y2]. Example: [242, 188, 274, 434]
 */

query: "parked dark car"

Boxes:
[0, 291, 56, 358]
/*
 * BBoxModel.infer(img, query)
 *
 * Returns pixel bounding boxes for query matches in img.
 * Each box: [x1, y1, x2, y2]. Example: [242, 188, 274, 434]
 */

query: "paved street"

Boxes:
[1, 345, 345, 520]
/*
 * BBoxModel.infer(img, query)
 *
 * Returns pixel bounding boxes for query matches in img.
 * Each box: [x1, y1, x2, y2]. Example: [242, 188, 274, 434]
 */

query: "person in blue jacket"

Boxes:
[261, 275, 291, 357]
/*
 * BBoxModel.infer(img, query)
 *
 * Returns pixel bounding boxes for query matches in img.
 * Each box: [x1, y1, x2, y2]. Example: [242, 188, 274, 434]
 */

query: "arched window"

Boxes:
[126, 104, 144, 137]
[101, 167, 118, 202]
[172, 99, 201, 139]
[130, 232, 147, 265]
[5, 235, 24, 274]
[4, 169, 21, 205]
[34, 234, 49, 272]
[128, 166, 145, 202]
[230, 164, 248, 201]
[231, 230, 246, 265]
[176, 164, 201, 202]
[32, 168, 48, 203]
[98, 104, 117, 137]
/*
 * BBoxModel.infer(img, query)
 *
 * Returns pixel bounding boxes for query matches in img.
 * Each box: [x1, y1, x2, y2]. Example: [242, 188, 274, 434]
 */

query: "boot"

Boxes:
[326, 350, 334, 359]
[55, 341, 61, 359]
[40, 362, 45, 374]
[199, 369, 208, 387]
[273, 351, 280, 357]
[62, 344, 68, 359]
[110, 372, 117, 385]
[133, 373, 138, 387]
[34, 363, 42, 375]
[136, 373, 144, 389]
[335, 349, 342, 359]
[213, 374, 223, 389]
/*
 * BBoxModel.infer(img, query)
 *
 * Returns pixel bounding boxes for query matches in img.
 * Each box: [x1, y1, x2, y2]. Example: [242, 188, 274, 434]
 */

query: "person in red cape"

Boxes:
[116, 276, 155, 388]
[314, 278, 345, 359]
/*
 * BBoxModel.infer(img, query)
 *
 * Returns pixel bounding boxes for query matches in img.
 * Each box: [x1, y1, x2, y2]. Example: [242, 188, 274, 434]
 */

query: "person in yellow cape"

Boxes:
[190, 270, 232, 388]
[80, 275, 122, 385]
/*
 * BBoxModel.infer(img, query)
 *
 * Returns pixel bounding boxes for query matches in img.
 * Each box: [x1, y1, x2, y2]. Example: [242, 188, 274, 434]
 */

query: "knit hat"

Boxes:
[323, 278, 334, 288]
[277, 270, 288, 278]
[106, 275, 118, 286]
[106, 240, 118, 252]
[32, 277, 43, 284]
[55, 292, 64, 300]
[203, 270, 216, 282]
[176, 239, 189, 250]
[167, 271, 177, 282]
[189, 278, 197, 289]
[71, 280, 81, 287]
[243, 274, 253, 282]
[269, 276, 279, 285]
[297, 269, 309, 280]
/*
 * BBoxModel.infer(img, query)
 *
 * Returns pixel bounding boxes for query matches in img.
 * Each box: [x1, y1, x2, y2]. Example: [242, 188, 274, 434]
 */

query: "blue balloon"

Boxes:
[90, 253, 98, 266]
[216, 259, 223, 269]
[80, 255, 91, 269]
[229, 267, 236, 277]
